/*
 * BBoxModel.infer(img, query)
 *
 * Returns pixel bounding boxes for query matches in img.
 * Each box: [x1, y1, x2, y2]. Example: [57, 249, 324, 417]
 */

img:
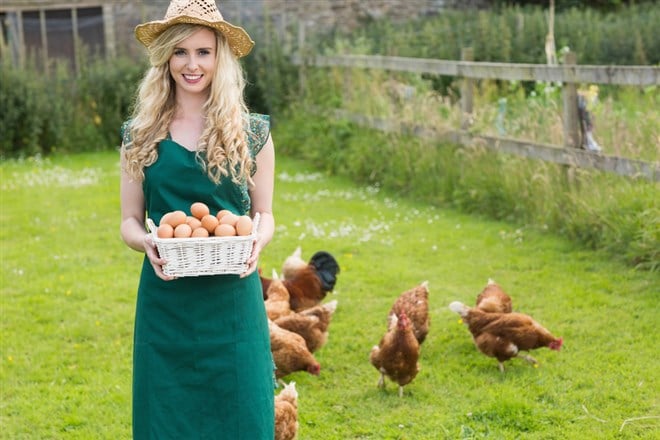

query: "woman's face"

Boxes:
[168, 27, 217, 96]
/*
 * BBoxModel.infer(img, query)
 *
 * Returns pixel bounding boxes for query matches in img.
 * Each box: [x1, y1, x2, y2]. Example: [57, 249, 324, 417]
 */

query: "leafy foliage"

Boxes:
[0, 54, 145, 157]
[490, 0, 655, 11]
[311, 3, 659, 65]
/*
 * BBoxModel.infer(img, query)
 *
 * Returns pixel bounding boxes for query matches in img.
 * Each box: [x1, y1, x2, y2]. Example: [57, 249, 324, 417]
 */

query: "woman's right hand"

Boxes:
[144, 234, 176, 281]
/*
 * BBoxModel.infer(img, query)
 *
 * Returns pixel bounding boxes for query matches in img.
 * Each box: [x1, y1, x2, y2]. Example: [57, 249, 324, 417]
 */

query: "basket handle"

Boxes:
[146, 218, 157, 234]
[252, 212, 261, 236]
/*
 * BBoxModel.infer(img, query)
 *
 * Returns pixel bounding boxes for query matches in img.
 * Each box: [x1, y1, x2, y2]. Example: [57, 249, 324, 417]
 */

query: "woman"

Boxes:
[119, 1, 275, 438]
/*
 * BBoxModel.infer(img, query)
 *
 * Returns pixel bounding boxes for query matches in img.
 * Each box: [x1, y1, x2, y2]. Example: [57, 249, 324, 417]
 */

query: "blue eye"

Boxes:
[199, 49, 211, 56]
[173, 49, 186, 56]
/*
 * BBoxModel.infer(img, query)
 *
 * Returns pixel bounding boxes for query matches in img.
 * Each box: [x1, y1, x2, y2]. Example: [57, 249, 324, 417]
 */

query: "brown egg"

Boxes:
[201, 214, 220, 233]
[219, 213, 238, 226]
[235, 215, 253, 236]
[174, 223, 192, 238]
[156, 223, 174, 238]
[216, 209, 232, 221]
[186, 216, 202, 230]
[165, 210, 187, 228]
[191, 227, 209, 238]
[190, 202, 210, 220]
[214, 223, 237, 237]
[160, 212, 173, 226]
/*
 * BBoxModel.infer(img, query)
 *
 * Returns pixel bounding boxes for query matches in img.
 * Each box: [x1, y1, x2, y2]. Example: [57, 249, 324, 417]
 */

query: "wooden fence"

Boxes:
[291, 52, 660, 181]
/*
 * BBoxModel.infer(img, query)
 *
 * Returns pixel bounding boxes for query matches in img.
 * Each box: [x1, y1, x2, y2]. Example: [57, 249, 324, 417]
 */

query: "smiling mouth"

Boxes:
[183, 74, 202, 82]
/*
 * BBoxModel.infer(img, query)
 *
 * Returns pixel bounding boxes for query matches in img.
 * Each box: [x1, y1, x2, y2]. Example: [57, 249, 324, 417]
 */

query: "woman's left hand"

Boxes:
[241, 236, 264, 278]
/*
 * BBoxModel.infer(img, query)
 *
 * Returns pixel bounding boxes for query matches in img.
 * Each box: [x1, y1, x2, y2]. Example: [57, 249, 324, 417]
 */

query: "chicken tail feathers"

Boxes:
[323, 299, 338, 314]
[277, 381, 298, 401]
[449, 301, 470, 317]
[309, 251, 340, 291]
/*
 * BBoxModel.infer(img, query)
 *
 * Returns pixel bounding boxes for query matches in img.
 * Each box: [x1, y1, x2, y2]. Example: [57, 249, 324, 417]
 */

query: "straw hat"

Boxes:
[135, 0, 254, 58]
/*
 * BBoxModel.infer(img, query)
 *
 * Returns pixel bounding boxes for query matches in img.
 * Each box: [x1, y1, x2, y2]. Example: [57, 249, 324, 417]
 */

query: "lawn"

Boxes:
[1, 151, 658, 439]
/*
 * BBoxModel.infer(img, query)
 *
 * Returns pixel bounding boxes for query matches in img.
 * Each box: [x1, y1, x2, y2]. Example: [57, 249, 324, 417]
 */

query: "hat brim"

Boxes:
[135, 16, 255, 58]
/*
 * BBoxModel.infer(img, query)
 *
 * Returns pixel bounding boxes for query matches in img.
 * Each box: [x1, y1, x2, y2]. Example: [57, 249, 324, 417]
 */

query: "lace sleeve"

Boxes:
[247, 113, 270, 157]
[246, 113, 270, 176]
[120, 119, 132, 147]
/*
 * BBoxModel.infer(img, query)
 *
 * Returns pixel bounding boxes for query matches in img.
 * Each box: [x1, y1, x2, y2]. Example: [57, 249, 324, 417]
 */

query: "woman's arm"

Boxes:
[120, 160, 174, 280]
[243, 134, 275, 277]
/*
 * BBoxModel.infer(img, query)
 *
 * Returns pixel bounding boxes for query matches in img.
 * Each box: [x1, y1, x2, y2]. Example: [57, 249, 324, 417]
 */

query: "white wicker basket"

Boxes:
[146, 213, 259, 277]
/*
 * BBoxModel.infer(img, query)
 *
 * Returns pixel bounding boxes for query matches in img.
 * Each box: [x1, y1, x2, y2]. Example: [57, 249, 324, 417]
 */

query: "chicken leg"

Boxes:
[519, 353, 538, 367]
[377, 370, 386, 388]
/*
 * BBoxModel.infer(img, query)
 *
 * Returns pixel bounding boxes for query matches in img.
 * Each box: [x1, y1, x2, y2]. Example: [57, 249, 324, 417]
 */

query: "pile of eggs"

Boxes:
[156, 202, 253, 238]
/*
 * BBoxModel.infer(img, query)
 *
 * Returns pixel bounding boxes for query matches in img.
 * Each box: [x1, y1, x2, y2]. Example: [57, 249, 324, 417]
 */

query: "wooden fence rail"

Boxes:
[292, 54, 659, 86]
[291, 53, 660, 181]
[327, 109, 659, 181]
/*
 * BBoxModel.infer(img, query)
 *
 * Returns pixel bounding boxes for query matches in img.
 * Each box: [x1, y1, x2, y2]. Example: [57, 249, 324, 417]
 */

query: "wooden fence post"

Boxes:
[0, 12, 18, 66]
[71, 8, 80, 75]
[562, 51, 580, 148]
[16, 10, 25, 69]
[103, 4, 117, 59]
[461, 47, 474, 130]
[298, 21, 306, 96]
[39, 9, 48, 72]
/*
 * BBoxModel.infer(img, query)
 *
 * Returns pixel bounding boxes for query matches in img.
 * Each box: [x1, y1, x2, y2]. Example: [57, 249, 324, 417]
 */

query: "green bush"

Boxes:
[75, 55, 146, 149]
[0, 55, 145, 158]
[0, 58, 67, 157]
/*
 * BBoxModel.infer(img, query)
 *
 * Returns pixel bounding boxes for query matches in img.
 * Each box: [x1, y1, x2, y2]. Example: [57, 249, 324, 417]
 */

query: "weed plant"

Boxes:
[1, 152, 658, 438]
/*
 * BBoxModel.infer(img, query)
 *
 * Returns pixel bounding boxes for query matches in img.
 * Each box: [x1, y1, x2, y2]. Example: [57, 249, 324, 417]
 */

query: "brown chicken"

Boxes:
[274, 381, 299, 440]
[449, 301, 563, 372]
[265, 272, 293, 321]
[274, 300, 338, 353]
[269, 320, 321, 379]
[262, 249, 341, 311]
[369, 311, 420, 397]
[475, 278, 513, 313]
[388, 281, 430, 344]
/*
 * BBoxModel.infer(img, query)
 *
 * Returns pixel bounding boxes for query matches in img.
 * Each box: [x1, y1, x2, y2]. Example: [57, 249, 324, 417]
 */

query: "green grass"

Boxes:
[1, 151, 658, 439]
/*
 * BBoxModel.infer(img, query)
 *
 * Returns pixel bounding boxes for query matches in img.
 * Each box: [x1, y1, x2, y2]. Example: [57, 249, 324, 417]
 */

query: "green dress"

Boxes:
[127, 114, 275, 439]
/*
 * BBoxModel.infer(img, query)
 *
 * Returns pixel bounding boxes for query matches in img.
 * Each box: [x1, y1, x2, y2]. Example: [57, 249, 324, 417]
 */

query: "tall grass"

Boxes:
[300, 61, 658, 162]
[274, 99, 659, 270]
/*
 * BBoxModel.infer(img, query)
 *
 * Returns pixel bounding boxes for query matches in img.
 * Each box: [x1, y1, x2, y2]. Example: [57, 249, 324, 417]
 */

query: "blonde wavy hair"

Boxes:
[121, 24, 252, 185]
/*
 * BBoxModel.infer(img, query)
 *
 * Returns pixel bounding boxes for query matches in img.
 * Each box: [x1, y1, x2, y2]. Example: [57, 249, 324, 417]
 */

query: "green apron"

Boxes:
[130, 114, 275, 439]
